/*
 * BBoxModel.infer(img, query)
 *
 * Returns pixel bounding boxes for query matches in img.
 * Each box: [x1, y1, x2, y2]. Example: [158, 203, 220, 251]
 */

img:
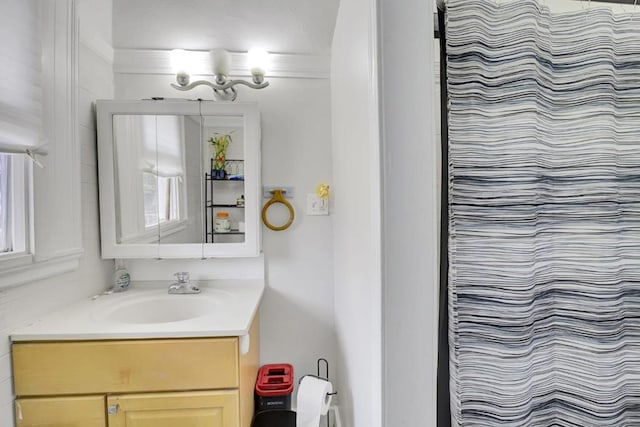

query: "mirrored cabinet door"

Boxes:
[113, 114, 205, 251]
[112, 114, 161, 247]
[200, 102, 260, 258]
[202, 115, 245, 244]
[156, 114, 205, 245]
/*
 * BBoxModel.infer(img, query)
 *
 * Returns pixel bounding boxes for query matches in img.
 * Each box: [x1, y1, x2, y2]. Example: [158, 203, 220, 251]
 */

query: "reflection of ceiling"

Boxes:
[113, 0, 341, 55]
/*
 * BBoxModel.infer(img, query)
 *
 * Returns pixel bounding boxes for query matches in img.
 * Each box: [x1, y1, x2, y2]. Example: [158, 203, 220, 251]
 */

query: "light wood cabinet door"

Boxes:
[15, 395, 106, 427]
[107, 390, 239, 427]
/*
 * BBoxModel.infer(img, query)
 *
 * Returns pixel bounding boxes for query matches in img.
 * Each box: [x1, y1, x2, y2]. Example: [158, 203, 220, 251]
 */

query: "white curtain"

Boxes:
[0, 0, 43, 152]
[114, 115, 186, 179]
[155, 116, 186, 178]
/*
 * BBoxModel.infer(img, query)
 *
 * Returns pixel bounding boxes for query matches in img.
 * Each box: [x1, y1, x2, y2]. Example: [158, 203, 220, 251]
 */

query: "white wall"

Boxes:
[112, 0, 340, 55]
[330, 0, 382, 426]
[379, 0, 439, 425]
[0, 1, 115, 426]
[112, 73, 336, 398]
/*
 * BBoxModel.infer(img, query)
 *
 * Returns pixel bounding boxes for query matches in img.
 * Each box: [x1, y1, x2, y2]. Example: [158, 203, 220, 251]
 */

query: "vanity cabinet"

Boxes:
[12, 318, 259, 427]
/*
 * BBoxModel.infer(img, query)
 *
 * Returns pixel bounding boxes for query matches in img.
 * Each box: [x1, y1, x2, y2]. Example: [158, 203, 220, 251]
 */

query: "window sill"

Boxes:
[158, 219, 188, 239]
[0, 252, 34, 271]
[120, 220, 188, 244]
[0, 249, 83, 290]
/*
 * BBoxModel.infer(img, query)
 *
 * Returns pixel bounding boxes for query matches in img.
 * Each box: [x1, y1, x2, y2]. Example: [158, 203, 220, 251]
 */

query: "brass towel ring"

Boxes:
[262, 189, 295, 231]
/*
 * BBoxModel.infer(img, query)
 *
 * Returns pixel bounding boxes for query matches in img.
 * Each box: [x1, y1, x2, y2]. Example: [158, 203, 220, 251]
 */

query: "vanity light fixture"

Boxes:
[170, 48, 269, 101]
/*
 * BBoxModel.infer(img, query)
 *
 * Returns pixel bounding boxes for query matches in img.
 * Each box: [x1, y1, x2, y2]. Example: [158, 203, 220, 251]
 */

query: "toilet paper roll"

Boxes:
[296, 376, 333, 427]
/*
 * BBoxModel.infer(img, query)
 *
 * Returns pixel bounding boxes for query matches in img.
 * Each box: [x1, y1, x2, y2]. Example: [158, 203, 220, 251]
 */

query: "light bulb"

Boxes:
[248, 48, 269, 78]
[170, 49, 188, 74]
[170, 49, 191, 86]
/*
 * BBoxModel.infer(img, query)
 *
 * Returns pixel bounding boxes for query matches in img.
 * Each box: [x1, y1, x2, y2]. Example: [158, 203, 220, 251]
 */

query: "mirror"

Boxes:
[97, 100, 261, 259]
[201, 115, 246, 245]
[113, 114, 203, 245]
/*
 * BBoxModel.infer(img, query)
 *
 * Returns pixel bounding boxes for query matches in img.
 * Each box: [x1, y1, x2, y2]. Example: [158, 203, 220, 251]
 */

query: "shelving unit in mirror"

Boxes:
[205, 157, 247, 244]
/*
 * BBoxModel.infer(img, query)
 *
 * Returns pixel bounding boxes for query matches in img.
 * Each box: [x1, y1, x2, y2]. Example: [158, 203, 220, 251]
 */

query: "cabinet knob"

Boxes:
[108, 403, 119, 415]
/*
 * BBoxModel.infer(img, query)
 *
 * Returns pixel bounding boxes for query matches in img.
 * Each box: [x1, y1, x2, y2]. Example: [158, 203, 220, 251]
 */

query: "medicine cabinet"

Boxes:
[96, 100, 261, 258]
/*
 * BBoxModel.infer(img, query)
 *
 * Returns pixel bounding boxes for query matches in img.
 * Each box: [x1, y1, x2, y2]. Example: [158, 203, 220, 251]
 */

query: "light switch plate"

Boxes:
[306, 194, 329, 215]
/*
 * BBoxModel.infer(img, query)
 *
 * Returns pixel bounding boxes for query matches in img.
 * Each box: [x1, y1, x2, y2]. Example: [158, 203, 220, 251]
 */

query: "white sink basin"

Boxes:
[10, 280, 264, 341]
[98, 291, 229, 324]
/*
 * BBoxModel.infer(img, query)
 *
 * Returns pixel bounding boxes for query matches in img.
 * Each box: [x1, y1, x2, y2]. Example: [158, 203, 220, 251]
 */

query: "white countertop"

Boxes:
[10, 279, 264, 341]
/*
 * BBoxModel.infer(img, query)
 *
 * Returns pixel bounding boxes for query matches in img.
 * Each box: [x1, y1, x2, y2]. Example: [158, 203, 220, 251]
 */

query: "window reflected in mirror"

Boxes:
[112, 113, 248, 246]
[113, 114, 200, 244]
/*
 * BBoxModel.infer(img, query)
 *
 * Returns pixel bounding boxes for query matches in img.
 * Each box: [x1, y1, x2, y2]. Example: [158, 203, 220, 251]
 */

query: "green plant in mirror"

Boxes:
[209, 133, 233, 174]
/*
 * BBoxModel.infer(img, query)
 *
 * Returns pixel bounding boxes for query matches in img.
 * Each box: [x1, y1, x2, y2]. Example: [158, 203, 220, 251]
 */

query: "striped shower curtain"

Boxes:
[445, 0, 640, 425]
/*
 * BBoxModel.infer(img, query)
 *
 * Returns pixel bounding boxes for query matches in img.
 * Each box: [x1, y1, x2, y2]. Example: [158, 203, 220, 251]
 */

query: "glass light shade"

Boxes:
[210, 48, 231, 76]
[248, 48, 269, 77]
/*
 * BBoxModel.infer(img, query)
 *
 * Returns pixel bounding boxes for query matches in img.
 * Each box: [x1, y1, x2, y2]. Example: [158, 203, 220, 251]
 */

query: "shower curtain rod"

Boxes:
[433, 0, 640, 38]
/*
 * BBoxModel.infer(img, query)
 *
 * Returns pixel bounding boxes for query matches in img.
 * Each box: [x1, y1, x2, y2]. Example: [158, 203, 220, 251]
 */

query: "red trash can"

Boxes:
[254, 363, 294, 412]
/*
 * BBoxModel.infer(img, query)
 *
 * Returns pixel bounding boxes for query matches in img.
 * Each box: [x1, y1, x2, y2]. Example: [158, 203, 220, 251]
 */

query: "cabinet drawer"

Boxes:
[13, 338, 239, 396]
[16, 395, 106, 427]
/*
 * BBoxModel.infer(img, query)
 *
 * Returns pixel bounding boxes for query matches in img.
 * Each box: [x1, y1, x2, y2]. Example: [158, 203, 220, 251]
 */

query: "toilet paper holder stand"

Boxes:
[311, 358, 337, 396]
[298, 358, 338, 427]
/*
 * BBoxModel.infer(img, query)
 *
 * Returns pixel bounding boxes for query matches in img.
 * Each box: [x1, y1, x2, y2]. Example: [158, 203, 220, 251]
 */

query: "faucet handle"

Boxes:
[174, 272, 190, 284]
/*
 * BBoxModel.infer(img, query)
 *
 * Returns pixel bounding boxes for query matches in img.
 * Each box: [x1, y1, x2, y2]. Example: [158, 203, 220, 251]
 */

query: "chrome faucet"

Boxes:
[168, 272, 200, 294]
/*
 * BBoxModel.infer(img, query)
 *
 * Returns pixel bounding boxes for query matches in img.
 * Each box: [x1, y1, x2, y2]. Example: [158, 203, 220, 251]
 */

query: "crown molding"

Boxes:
[113, 49, 330, 79]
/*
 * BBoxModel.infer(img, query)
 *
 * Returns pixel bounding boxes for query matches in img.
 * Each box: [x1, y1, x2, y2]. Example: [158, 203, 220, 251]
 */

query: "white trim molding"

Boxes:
[114, 49, 331, 80]
[1, 0, 84, 289]
[34, 0, 83, 262]
[1, 252, 82, 289]
[380, 0, 440, 425]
